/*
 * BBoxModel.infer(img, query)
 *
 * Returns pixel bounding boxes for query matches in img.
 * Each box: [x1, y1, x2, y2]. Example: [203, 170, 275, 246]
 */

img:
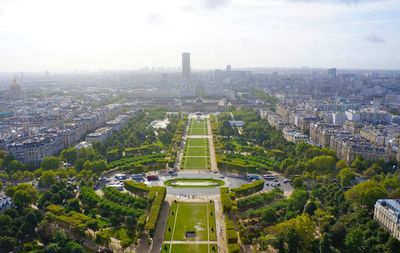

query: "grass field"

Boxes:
[161, 244, 218, 253]
[164, 202, 217, 241]
[189, 119, 208, 135]
[186, 147, 207, 156]
[187, 138, 207, 147]
[183, 137, 209, 169]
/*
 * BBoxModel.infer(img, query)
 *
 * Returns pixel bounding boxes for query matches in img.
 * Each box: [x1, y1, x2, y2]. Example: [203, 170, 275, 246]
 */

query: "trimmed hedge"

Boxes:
[228, 243, 240, 253]
[231, 180, 264, 198]
[227, 229, 238, 243]
[46, 204, 65, 215]
[124, 180, 151, 197]
[237, 188, 283, 211]
[145, 186, 166, 236]
[221, 187, 233, 213]
[125, 144, 162, 156]
[217, 161, 261, 174]
[102, 187, 147, 209]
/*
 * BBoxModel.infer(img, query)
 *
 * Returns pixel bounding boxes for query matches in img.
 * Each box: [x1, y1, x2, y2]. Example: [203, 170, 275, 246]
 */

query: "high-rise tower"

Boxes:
[182, 52, 190, 78]
[9, 77, 23, 99]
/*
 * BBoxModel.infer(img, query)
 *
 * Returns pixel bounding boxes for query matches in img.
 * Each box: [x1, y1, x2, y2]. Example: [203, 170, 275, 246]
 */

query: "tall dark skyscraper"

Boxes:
[182, 52, 190, 78]
[328, 68, 337, 78]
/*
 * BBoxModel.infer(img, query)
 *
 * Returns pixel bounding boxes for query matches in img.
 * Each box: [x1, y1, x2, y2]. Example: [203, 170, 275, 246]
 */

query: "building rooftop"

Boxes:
[376, 199, 400, 220]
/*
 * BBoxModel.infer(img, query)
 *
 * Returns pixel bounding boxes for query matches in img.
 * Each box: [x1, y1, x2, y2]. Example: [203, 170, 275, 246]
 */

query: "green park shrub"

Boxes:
[145, 187, 166, 236]
[231, 180, 264, 198]
[124, 180, 151, 197]
[227, 229, 239, 243]
[221, 187, 233, 213]
[228, 243, 240, 253]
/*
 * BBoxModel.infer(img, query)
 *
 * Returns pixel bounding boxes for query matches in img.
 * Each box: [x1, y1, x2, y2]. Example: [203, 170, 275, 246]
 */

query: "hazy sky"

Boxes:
[0, 0, 399, 71]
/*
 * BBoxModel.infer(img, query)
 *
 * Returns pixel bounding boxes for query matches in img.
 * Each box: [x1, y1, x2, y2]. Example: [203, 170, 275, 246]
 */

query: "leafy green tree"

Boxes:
[306, 155, 337, 175]
[386, 236, 400, 253]
[319, 233, 333, 253]
[66, 198, 81, 212]
[38, 191, 53, 208]
[351, 156, 367, 172]
[0, 172, 9, 181]
[336, 160, 347, 170]
[6, 183, 38, 199]
[91, 160, 107, 174]
[7, 160, 25, 173]
[268, 214, 316, 250]
[363, 163, 383, 178]
[0, 236, 17, 252]
[330, 222, 345, 249]
[41, 157, 61, 170]
[83, 160, 92, 171]
[344, 180, 387, 209]
[60, 148, 78, 164]
[293, 177, 304, 189]
[305, 147, 335, 160]
[64, 241, 85, 253]
[289, 190, 308, 211]
[44, 243, 61, 253]
[2, 154, 15, 168]
[338, 167, 355, 187]
[344, 227, 364, 252]
[74, 159, 86, 171]
[220, 120, 237, 137]
[286, 227, 300, 253]
[77, 147, 97, 160]
[13, 190, 33, 208]
[304, 201, 317, 216]
[39, 170, 56, 187]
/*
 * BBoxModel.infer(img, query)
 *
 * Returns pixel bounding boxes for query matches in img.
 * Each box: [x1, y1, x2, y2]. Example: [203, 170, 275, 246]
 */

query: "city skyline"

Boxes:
[0, 0, 399, 72]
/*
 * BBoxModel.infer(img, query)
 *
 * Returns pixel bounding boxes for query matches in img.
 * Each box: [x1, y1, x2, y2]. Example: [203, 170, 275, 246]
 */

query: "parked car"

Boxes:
[147, 175, 159, 181]
[115, 174, 127, 181]
[247, 174, 260, 180]
[263, 175, 276, 180]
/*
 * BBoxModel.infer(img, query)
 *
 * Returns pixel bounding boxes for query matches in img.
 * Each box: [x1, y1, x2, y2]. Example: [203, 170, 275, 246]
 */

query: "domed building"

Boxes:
[9, 77, 23, 99]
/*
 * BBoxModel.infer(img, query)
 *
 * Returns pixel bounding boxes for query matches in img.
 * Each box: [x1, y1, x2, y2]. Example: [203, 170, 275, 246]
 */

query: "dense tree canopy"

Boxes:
[344, 180, 387, 209]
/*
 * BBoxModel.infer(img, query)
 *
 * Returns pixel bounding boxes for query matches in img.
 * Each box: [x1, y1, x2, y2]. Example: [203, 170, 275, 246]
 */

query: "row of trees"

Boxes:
[216, 108, 400, 252]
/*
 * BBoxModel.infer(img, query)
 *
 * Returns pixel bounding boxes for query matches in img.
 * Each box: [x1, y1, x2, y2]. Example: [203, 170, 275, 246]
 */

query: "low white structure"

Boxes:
[0, 193, 12, 211]
[374, 199, 400, 240]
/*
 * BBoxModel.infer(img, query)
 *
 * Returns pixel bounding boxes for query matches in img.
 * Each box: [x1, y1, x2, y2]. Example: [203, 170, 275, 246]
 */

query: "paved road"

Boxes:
[207, 118, 218, 172]
[174, 117, 190, 170]
[150, 197, 172, 253]
[214, 197, 228, 253]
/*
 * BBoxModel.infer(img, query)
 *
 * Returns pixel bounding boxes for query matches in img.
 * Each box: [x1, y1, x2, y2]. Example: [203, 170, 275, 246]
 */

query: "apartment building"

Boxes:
[374, 199, 400, 241]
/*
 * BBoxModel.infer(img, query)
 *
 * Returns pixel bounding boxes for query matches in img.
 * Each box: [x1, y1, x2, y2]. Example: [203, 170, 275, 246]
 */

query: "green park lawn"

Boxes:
[164, 202, 217, 241]
[161, 244, 218, 253]
[190, 120, 207, 135]
[183, 156, 209, 169]
[186, 146, 207, 156]
[183, 138, 209, 169]
[187, 138, 207, 147]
